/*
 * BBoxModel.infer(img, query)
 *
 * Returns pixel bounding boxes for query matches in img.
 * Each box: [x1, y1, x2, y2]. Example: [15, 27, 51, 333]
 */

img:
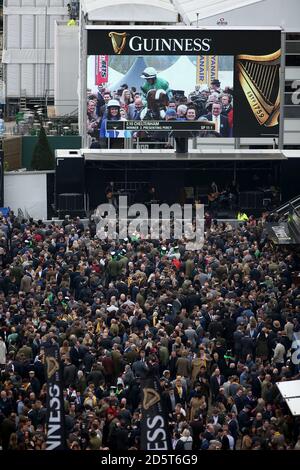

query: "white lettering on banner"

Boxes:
[46, 440, 62, 450]
[128, 36, 211, 53]
[49, 398, 61, 422]
[146, 416, 168, 450]
[47, 424, 61, 437]
[46, 384, 63, 449]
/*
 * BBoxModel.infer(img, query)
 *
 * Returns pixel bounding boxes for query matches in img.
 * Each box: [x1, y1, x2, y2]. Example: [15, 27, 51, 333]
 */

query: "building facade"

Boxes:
[2, 0, 70, 116]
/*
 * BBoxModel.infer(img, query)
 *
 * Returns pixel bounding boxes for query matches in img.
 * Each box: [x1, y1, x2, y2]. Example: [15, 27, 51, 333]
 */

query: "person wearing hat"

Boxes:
[272, 320, 281, 332]
[99, 99, 131, 139]
[160, 246, 167, 257]
[140, 67, 172, 103]
[210, 78, 221, 94]
[165, 108, 177, 121]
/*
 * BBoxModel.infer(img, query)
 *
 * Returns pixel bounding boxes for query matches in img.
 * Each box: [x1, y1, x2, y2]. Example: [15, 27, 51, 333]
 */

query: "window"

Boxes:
[286, 55, 300, 66]
[286, 33, 300, 41]
[284, 105, 300, 118]
[286, 41, 300, 54]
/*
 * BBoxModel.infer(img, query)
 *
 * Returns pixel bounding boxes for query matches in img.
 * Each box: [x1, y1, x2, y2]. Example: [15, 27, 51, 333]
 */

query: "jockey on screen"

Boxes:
[140, 67, 173, 104]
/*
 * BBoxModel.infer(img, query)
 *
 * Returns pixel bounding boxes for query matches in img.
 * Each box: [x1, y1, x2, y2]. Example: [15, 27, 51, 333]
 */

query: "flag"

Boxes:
[208, 55, 219, 86]
[196, 56, 209, 85]
[44, 343, 67, 450]
[95, 55, 109, 85]
[140, 374, 173, 451]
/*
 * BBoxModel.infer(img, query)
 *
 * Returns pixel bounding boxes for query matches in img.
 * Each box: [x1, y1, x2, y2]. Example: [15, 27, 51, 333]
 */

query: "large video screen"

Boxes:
[86, 28, 281, 148]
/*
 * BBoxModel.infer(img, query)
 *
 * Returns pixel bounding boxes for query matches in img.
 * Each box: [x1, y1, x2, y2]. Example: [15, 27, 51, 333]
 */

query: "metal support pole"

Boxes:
[233, 161, 237, 184]
[79, 10, 88, 148]
[126, 137, 133, 149]
[234, 137, 240, 149]
[175, 137, 188, 154]
[278, 30, 286, 150]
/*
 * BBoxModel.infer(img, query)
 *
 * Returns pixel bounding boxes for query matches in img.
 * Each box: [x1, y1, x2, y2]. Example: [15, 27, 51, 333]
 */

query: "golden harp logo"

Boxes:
[236, 49, 281, 127]
[46, 356, 59, 379]
[143, 388, 160, 410]
[109, 32, 127, 55]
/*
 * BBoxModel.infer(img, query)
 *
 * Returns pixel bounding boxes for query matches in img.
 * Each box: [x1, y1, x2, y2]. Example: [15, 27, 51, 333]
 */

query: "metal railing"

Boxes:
[270, 195, 300, 217]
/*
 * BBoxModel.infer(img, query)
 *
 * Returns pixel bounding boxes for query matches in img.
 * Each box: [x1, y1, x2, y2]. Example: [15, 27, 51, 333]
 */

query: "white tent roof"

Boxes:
[173, 0, 264, 24]
[82, 0, 178, 22]
[158, 56, 197, 93]
[158, 56, 233, 94]
[87, 56, 124, 92]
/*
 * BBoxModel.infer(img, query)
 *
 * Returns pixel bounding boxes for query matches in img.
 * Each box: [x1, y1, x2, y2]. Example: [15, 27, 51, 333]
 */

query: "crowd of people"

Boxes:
[87, 66, 233, 144]
[0, 208, 300, 451]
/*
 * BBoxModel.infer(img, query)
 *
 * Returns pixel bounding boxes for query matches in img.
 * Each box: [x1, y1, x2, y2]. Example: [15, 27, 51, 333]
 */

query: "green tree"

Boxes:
[31, 126, 54, 170]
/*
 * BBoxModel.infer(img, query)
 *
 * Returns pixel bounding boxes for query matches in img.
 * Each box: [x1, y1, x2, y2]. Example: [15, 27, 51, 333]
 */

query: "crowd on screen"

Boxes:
[0, 208, 300, 450]
[86, 71, 233, 142]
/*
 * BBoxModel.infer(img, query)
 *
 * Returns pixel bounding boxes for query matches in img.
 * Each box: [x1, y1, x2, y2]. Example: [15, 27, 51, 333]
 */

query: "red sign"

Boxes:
[95, 55, 108, 85]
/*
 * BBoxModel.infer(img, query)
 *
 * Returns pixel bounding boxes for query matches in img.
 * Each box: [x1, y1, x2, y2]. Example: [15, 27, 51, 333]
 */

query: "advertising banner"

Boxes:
[95, 55, 109, 85]
[44, 344, 67, 450]
[208, 55, 219, 87]
[140, 374, 173, 451]
[196, 56, 209, 85]
[86, 27, 281, 143]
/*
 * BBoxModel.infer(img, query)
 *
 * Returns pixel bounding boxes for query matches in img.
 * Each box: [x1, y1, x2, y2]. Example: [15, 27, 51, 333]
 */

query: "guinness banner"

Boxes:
[87, 27, 281, 139]
[140, 375, 173, 451]
[44, 344, 67, 450]
[87, 28, 280, 57]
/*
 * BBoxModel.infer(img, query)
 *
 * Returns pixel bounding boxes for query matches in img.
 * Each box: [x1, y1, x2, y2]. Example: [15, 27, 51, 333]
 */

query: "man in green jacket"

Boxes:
[107, 252, 120, 280]
[118, 249, 128, 273]
[140, 67, 172, 103]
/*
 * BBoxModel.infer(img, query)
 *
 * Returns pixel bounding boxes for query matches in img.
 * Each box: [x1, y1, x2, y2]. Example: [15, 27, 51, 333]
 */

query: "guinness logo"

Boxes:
[217, 17, 228, 25]
[46, 356, 59, 379]
[143, 388, 160, 410]
[109, 32, 127, 55]
[236, 49, 280, 127]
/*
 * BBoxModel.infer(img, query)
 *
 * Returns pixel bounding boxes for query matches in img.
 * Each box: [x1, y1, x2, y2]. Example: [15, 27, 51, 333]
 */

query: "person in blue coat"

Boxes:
[99, 99, 131, 139]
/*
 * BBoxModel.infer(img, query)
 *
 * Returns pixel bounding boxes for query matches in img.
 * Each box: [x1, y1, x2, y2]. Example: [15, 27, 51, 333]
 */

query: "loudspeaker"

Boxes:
[55, 153, 85, 195]
[55, 153, 85, 209]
